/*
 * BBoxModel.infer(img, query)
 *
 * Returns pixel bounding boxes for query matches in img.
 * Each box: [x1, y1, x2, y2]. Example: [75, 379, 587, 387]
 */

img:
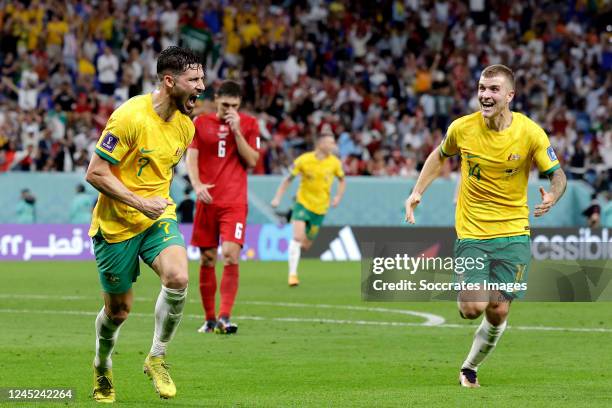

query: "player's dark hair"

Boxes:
[481, 64, 515, 90]
[156, 46, 202, 79]
[216, 80, 242, 98]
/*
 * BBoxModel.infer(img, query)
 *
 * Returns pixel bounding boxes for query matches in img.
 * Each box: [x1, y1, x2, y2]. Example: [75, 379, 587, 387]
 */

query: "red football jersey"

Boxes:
[190, 112, 260, 206]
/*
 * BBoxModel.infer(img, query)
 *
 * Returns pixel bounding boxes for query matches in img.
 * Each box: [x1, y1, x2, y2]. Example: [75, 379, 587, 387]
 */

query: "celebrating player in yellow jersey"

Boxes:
[271, 127, 346, 286]
[85, 46, 204, 402]
[405, 65, 567, 388]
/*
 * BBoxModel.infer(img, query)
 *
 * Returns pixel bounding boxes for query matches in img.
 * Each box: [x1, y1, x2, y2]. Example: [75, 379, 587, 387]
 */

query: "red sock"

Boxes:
[199, 265, 217, 321]
[219, 264, 239, 318]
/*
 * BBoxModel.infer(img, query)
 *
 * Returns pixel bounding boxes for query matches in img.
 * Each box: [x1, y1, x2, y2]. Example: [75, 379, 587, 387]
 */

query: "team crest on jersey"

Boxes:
[218, 124, 228, 139]
[547, 146, 557, 161]
[507, 153, 521, 161]
[100, 132, 119, 153]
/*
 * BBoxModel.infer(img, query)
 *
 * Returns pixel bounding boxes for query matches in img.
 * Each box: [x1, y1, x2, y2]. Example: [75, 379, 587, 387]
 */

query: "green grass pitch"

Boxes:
[0, 260, 611, 407]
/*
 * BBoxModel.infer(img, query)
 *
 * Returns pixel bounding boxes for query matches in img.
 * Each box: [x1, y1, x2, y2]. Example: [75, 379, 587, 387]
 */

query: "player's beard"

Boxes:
[172, 87, 197, 115]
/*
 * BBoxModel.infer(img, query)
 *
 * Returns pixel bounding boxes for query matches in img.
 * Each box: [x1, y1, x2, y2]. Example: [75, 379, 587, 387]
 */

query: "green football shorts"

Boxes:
[92, 218, 185, 294]
[454, 235, 531, 299]
[291, 202, 325, 241]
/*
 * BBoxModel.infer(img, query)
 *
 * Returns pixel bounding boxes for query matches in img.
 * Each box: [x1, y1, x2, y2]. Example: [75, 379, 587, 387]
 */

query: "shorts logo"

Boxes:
[103, 272, 120, 284]
[101, 133, 119, 153]
[546, 146, 557, 162]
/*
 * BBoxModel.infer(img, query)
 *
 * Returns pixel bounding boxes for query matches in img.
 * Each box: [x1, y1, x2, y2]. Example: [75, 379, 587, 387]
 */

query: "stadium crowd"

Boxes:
[0, 0, 610, 195]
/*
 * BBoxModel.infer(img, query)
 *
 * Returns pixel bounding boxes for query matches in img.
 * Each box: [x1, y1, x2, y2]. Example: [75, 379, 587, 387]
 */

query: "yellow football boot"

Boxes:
[93, 365, 115, 403]
[143, 354, 176, 399]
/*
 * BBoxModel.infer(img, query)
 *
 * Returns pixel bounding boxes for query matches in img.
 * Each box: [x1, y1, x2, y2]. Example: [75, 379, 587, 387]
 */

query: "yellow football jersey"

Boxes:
[291, 152, 345, 215]
[89, 94, 195, 243]
[440, 111, 560, 239]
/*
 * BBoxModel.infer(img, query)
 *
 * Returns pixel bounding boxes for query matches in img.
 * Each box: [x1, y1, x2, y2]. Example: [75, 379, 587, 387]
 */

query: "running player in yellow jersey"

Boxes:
[405, 65, 567, 388]
[85, 46, 204, 402]
[270, 127, 346, 286]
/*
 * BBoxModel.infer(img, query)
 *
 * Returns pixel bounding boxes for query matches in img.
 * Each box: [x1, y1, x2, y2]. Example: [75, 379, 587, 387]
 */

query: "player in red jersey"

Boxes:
[186, 80, 260, 334]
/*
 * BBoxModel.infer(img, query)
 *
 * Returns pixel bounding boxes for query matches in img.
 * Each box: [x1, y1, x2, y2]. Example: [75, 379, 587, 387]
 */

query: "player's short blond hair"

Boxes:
[481, 65, 515, 90]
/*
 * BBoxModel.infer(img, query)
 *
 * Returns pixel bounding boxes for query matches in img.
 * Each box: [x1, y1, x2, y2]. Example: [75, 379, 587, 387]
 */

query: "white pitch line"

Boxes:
[0, 294, 445, 326]
[240, 300, 445, 326]
[0, 308, 611, 333]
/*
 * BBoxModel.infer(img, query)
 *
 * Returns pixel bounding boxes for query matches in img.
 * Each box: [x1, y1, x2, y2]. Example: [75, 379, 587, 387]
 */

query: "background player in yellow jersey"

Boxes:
[85, 46, 204, 402]
[270, 127, 346, 286]
[405, 65, 567, 388]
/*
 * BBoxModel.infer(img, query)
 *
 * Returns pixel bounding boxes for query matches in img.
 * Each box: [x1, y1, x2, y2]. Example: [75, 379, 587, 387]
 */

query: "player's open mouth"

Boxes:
[480, 101, 495, 112]
[186, 95, 197, 109]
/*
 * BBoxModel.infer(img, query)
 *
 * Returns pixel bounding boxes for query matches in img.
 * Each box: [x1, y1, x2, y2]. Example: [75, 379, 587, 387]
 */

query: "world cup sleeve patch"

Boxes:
[547, 146, 557, 162]
[101, 132, 119, 153]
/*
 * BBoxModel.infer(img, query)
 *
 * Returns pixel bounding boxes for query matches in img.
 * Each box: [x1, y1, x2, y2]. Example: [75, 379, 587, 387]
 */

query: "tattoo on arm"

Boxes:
[548, 168, 567, 204]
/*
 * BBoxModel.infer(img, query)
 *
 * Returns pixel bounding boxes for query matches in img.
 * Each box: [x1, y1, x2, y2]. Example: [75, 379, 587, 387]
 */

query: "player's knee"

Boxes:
[163, 270, 189, 289]
[221, 250, 239, 265]
[460, 309, 482, 320]
[486, 302, 510, 325]
[459, 303, 485, 320]
[200, 252, 216, 268]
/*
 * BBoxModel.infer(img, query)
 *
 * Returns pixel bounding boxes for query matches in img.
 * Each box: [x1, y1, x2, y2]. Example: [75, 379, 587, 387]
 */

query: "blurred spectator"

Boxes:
[97, 46, 119, 96]
[2, 61, 45, 111]
[0, 0, 607, 195]
[176, 187, 195, 223]
[568, 137, 587, 180]
[16, 188, 36, 223]
[602, 196, 612, 228]
[69, 183, 93, 224]
[582, 194, 601, 229]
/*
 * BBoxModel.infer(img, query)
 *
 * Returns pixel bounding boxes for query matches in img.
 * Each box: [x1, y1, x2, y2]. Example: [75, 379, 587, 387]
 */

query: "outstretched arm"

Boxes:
[270, 175, 295, 208]
[2, 76, 19, 93]
[404, 146, 447, 223]
[534, 168, 567, 217]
